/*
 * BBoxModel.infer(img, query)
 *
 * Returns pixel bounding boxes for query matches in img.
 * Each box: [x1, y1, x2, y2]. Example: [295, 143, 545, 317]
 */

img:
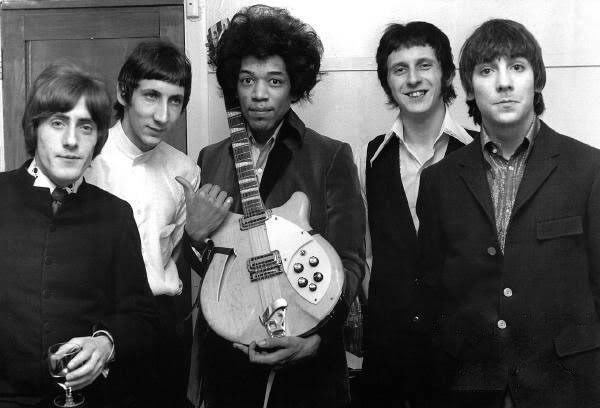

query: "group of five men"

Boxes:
[1, 4, 599, 408]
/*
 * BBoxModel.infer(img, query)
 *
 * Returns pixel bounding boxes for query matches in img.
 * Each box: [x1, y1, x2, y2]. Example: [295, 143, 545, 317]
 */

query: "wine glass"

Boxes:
[47, 342, 85, 408]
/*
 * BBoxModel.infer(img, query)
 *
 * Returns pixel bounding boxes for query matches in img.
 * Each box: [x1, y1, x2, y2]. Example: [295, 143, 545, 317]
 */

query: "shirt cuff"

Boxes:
[92, 330, 115, 377]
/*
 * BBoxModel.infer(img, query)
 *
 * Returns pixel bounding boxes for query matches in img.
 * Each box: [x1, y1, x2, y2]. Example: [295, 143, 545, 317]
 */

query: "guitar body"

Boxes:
[200, 191, 344, 344]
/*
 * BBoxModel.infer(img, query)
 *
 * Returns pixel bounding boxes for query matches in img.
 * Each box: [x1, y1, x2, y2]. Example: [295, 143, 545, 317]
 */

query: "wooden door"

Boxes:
[1, 0, 186, 170]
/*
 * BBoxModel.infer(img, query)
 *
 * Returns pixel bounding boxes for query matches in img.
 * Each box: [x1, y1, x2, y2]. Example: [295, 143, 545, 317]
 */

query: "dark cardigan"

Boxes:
[0, 162, 158, 407]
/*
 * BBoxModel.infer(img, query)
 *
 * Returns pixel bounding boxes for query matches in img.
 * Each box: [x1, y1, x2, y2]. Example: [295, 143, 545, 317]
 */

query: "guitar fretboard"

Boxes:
[226, 106, 267, 219]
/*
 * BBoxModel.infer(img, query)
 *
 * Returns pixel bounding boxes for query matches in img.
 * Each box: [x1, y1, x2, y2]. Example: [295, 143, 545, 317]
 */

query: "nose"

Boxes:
[407, 67, 421, 86]
[496, 65, 513, 92]
[63, 124, 78, 149]
[153, 99, 169, 124]
[251, 80, 268, 100]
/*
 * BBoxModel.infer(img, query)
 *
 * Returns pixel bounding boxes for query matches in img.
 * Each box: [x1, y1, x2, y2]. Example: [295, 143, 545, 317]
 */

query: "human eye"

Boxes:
[239, 76, 254, 86]
[269, 78, 285, 86]
[79, 122, 96, 135]
[169, 96, 183, 107]
[478, 66, 493, 76]
[392, 66, 406, 75]
[143, 91, 159, 102]
[512, 63, 526, 72]
[49, 118, 66, 129]
[419, 62, 433, 70]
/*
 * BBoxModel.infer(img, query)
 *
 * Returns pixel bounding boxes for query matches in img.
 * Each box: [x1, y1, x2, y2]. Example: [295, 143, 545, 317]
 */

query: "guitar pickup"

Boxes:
[247, 250, 284, 281]
[239, 209, 272, 230]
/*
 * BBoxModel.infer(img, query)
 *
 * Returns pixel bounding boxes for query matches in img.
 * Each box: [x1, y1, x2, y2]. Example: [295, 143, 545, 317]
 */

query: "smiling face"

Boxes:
[35, 96, 98, 187]
[386, 45, 447, 119]
[469, 56, 536, 135]
[118, 79, 185, 152]
[237, 55, 292, 143]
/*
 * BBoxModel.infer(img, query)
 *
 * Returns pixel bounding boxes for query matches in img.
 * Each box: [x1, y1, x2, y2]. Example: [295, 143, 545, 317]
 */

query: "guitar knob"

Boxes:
[298, 277, 308, 288]
[300, 250, 306, 256]
[293, 263, 304, 273]
[309, 256, 319, 267]
[313, 272, 323, 282]
[309, 283, 317, 292]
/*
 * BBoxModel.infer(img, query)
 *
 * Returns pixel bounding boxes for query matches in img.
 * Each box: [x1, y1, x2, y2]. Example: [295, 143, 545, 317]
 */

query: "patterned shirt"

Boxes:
[481, 118, 539, 253]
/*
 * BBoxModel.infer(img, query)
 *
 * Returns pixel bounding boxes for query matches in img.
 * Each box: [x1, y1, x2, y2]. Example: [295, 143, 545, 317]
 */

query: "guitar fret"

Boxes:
[224, 104, 266, 217]
[235, 161, 253, 169]
[240, 187, 259, 196]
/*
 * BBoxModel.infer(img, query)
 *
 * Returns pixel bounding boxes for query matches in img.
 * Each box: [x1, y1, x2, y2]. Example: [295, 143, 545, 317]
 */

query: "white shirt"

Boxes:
[354, 109, 472, 293]
[86, 121, 200, 296]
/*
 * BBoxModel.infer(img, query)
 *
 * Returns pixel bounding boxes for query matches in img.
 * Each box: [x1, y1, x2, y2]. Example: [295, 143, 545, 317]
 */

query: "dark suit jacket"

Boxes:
[363, 132, 467, 400]
[417, 121, 600, 407]
[196, 109, 365, 408]
[0, 162, 158, 407]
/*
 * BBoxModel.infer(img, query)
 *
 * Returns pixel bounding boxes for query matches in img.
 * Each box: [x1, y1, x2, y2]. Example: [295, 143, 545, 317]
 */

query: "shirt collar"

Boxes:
[370, 108, 472, 166]
[480, 116, 539, 157]
[112, 120, 157, 162]
[27, 158, 82, 194]
[248, 120, 284, 149]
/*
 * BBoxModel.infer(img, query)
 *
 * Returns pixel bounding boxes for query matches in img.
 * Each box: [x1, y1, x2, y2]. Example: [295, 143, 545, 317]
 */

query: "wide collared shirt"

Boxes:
[355, 109, 472, 281]
[481, 117, 539, 253]
[247, 121, 282, 184]
[86, 121, 200, 296]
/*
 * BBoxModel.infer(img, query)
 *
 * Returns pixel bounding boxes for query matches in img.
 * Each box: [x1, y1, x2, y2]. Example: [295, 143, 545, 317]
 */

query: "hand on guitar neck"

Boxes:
[233, 334, 321, 368]
[176, 177, 233, 243]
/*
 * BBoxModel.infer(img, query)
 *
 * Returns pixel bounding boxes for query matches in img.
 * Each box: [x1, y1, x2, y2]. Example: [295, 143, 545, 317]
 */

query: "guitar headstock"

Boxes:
[206, 18, 230, 68]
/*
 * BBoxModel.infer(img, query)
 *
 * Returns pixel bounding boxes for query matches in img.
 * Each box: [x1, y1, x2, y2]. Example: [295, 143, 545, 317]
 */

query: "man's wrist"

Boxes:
[92, 330, 115, 363]
[185, 226, 210, 244]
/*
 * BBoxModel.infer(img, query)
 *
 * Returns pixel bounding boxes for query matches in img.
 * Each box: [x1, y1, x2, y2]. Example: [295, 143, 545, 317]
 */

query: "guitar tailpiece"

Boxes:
[260, 298, 288, 338]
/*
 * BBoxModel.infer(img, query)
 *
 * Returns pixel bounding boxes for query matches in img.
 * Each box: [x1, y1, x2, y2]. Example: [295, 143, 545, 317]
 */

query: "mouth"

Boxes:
[146, 126, 165, 134]
[404, 90, 428, 98]
[249, 108, 273, 114]
[495, 99, 518, 105]
[57, 155, 81, 160]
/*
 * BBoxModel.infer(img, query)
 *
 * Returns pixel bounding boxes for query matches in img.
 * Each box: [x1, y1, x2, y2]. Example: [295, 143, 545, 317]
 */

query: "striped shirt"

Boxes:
[481, 118, 539, 252]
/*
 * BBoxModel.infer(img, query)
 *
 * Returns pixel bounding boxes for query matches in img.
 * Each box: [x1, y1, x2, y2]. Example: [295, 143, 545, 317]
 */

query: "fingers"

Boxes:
[66, 351, 102, 389]
[232, 342, 249, 355]
[175, 176, 194, 199]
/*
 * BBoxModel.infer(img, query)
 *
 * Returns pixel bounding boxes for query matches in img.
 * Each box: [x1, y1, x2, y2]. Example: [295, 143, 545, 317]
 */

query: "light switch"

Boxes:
[186, 0, 200, 19]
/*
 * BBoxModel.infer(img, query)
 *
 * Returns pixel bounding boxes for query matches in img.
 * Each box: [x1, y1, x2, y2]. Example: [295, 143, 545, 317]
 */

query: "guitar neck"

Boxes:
[226, 105, 267, 218]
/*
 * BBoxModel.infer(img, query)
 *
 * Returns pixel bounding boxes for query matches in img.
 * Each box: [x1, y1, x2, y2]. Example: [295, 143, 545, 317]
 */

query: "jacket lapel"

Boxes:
[458, 139, 496, 225]
[259, 135, 293, 202]
[512, 121, 559, 216]
[259, 111, 302, 202]
[445, 133, 465, 156]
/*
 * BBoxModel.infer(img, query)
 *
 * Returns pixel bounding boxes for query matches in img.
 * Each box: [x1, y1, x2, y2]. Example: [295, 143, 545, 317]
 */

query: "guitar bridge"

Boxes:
[247, 250, 284, 281]
[239, 210, 272, 230]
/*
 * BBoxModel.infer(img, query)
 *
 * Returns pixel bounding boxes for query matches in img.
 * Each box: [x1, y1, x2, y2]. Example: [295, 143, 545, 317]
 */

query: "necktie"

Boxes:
[51, 187, 68, 215]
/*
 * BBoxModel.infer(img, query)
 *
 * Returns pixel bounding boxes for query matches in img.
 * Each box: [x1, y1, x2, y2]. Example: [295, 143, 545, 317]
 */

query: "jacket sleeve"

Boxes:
[322, 142, 366, 331]
[587, 169, 600, 318]
[101, 203, 158, 362]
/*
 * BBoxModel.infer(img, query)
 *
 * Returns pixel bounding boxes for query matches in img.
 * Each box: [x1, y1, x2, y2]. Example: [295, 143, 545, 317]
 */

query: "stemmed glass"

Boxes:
[47, 343, 85, 407]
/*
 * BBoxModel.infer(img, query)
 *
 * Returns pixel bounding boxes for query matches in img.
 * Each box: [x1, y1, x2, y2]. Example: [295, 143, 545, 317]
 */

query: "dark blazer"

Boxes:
[417, 121, 600, 407]
[0, 162, 158, 407]
[196, 109, 365, 408]
[363, 132, 467, 402]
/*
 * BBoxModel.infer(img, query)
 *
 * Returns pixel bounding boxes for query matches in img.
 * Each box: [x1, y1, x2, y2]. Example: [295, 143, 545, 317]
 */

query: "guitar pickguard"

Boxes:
[265, 215, 333, 304]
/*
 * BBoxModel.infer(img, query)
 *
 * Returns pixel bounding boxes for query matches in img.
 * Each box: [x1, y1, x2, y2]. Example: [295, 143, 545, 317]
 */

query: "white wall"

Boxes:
[1, 1, 598, 170]
[185, 0, 600, 160]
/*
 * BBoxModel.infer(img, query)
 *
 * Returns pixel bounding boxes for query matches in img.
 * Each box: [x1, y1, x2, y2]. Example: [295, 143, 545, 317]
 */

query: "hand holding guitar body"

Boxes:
[233, 334, 321, 368]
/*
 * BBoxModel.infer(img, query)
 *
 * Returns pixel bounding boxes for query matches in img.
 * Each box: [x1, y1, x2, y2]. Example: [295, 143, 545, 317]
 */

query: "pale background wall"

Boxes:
[0, 0, 598, 168]
[185, 0, 600, 162]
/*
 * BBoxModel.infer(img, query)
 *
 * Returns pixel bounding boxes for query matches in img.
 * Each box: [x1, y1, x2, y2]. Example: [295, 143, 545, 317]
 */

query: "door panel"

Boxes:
[2, 3, 186, 170]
